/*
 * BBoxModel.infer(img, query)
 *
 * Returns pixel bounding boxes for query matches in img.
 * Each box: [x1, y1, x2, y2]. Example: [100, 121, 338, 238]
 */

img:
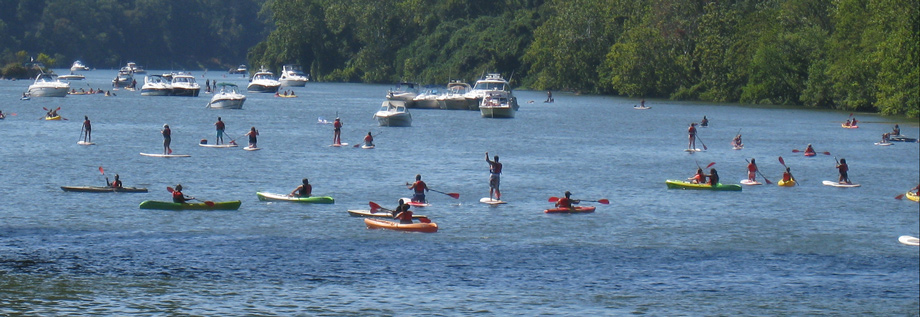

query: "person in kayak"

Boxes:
[486, 152, 502, 201]
[172, 184, 194, 203]
[333, 117, 342, 145]
[555, 191, 579, 209]
[782, 167, 796, 184]
[746, 158, 758, 182]
[700, 116, 709, 127]
[732, 134, 742, 148]
[364, 132, 374, 147]
[161, 124, 172, 154]
[893, 124, 901, 135]
[689, 168, 706, 184]
[687, 123, 697, 150]
[246, 126, 259, 148]
[81, 116, 91, 142]
[290, 178, 312, 197]
[844, 119, 852, 127]
[707, 168, 720, 185]
[851, 117, 858, 126]
[392, 199, 409, 217]
[836, 158, 850, 184]
[407, 174, 428, 203]
[215, 117, 225, 145]
[108, 174, 123, 189]
[395, 204, 414, 224]
[804, 144, 816, 156]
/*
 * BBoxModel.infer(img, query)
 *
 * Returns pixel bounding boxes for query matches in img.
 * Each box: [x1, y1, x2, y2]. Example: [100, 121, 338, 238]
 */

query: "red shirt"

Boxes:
[396, 210, 414, 222]
[556, 197, 572, 208]
[215, 121, 225, 130]
[782, 172, 792, 182]
[364, 135, 373, 142]
[688, 126, 696, 135]
[172, 191, 185, 203]
[747, 163, 756, 172]
[411, 180, 427, 193]
[334, 121, 342, 129]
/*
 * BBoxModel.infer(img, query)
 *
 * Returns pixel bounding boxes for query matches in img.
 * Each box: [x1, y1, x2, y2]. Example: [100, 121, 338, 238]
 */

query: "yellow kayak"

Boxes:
[907, 191, 919, 202]
[45, 115, 62, 120]
[778, 179, 796, 187]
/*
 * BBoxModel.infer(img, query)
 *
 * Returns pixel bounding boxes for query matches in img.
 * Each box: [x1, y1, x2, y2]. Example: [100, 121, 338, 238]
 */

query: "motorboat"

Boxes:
[479, 90, 515, 118]
[112, 67, 134, 88]
[207, 83, 246, 109]
[229, 64, 248, 74]
[247, 66, 281, 93]
[126, 62, 145, 74]
[279, 64, 308, 87]
[465, 73, 518, 111]
[374, 100, 412, 127]
[27, 72, 70, 97]
[412, 87, 441, 109]
[58, 71, 85, 80]
[386, 82, 419, 107]
[70, 60, 90, 71]
[169, 72, 201, 97]
[437, 81, 472, 110]
[141, 74, 172, 96]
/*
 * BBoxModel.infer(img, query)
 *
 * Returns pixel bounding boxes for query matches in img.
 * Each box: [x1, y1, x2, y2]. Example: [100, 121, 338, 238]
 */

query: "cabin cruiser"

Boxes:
[386, 82, 420, 107]
[229, 64, 248, 74]
[27, 72, 71, 97]
[112, 67, 134, 88]
[126, 62, 145, 74]
[437, 81, 472, 110]
[169, 72, 201, 97]
[70, 60, 90, 71]
[140, 74, 172, 96]
[465, 73, 518, 111]
[207, 83, 246, 109]
[58, 71, 85, 80]
[279, 64, 309, 87]
[374, 100, 412, 127]
[479, 90, 515, 118]
[247, 66, 281, 93]
[412, 87, 441, 109]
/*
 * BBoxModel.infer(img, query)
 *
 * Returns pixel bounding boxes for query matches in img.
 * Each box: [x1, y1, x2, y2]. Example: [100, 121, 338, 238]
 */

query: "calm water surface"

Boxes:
[1, 70, 918, 315]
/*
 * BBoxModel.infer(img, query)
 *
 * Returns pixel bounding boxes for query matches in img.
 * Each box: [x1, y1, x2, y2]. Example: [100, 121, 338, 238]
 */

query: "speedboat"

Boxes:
[112, 67, 134, 88]
[279, 64, 308, 87]
[412, 87, 441, 109]
[479, 90, 515, 118]
[126, 62, 145, 74]
[437, 81, 472, 110]
[58, 71, 85, 80]
[169, 72, 201, 97]
[247, 66, 281, 93]
[141, 74, 172, 96]
[229, 64, 248, 74]
[386, 82, 419, 107]
[207, 83, 246, 109]
[465, 73, 518, 111]
[374, 100, 412, 127]
[70, 60, 90, 71]
[27, 72, 70, 97]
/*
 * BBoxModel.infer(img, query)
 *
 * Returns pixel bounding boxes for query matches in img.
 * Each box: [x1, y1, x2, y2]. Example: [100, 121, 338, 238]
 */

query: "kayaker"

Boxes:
[851, 117, 858, 126]
[290, 178, 312, 197]
[700, 116, 709, 127]
[687, 123, 697, 150]
[844, 119, 851, 127]
[782, 167, 795, 183]
[172, 184, 194, 203]
[486, 152, 502, 201]
[246, 126, 259, 148]
[732, 134, 742, 147]
[555, 191, 579, 209]
[893, 124, 900, 135]
[407, 174, 428, 203]
[108, 174, 123, 189]
[804, 144, 816, 156]
[161, 124, 172, 154]
[746, 158, 758, 182]
[881, 133, 890, 144]
[836, 158, 850, 184]
[333, 117, 342, 145]
[364, 132, 374, 147]
[707, 168, 720, 185]
[392, 199, 409, 217]
[689, 168, 706, 184]
[395, 205, 414, 224]
[82, 116, 91, 143]
[215, 117, 225, 145]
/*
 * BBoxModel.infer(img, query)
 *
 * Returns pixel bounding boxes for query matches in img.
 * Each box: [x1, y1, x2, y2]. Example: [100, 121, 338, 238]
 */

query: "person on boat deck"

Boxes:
[407, 174, 428, 203]
[893, 124, 900, 135]
[732, 134, 742, 147]
[395, 204, 414, 224]
[214, 117, 225, 145]
[804, 144, 816, 155]
[555, 191, 579, 209]
[707, 168, 720, 185]
[161, 124, 172, 154]
[364, 132, 374, 147]
[290, 178, 312, 197]
[836, 158, 850, 184]
[82, 116, 91, 142]
[172, 184, 194, 203]
[333, 118, 343, 145]
[747, 158, 758, 182]
[687, 123, 698, 150]
[700, 116, 709, 127]
[246, 126, 259, 148]
[689, 168, 706, 184]
[486, 152, 502, 200]
[108, 174, 123, 189]
[782, 167, 795, 183]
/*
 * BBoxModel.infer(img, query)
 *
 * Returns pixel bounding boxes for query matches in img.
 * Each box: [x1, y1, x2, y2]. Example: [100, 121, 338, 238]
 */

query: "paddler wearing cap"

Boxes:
[172, 184, 194, 203]
[554, 191, 579, 209]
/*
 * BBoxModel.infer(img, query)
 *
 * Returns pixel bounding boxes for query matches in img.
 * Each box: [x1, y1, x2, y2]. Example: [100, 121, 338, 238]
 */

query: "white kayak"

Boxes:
[77, 141, 95, 145]
[243, 146, 261, 151]
[874, 142, 892, 146]
[199, 143, 239, 148]
[822, 180, 860, 188]
[898, 235, 919, 246]
[140, 152, 190, 158]
[740, 179, 762, 186]
[480, 197, 507, 205]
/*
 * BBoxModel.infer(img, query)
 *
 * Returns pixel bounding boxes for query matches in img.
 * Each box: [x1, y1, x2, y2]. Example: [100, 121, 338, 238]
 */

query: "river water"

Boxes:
[1, 70, 918, 315]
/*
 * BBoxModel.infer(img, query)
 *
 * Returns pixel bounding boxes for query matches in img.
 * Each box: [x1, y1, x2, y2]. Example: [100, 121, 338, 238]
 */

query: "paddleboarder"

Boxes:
[746, 158, 758, 182]
[700, 116, 709, 127]
[81, 116, 91, 142]
[215, 117, 225, 145]
[687, 123, 698, 150]
[172, 184, 194, 203]
[486, 152, 502, 201]
[732, 134, 742, 148]
[364, 132, 374, 147]
[407, 174, 429, 203]
[161, 124, 172, 154]
[290, 178, 312, 197]
[246, 126, 259, 148]
[333, 117, 342, 145]
[836, 158, 850, 184]
[893, 124, 900, 135]
[555, 191, 578, 209]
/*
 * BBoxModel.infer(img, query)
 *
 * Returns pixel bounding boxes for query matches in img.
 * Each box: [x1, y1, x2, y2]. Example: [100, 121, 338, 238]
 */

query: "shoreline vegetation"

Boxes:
[1, 0, 916, 117]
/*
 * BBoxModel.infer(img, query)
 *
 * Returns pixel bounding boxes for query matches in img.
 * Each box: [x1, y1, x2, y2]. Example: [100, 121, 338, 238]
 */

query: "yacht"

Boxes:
[374, 100, 412, 127]
[479, 90, 515, 118]
[126, 62, 145, 74]
[58, 71, 85, 80]
[112, 67, 134, 88]
[207, 83, 246, 109]
[386, 82, 419, 107]
[412, 87, 441, 109]
[279, 64, 309, 87]
[230, 64, 248, 74]
[437, 81, 472, 110]
[169, 72, 201, 97]
[70, 60, 90, 71]
[27, 72, 70, 97]
[465, 73, 518, 111]
[247, 66, 281, 93]
[140, 74, 172, 96]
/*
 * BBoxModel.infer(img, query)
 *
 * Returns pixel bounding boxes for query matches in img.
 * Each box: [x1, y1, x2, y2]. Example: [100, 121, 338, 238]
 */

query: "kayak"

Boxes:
[874, 142, 892, 146]
[45, 115, 62, 121]
[480, 197, 507, 205]
[906, 192, 919, 202]
[804, 152, 816, 157]
[347, 209, 427, 219]
[140, 153, 191, 158]
[256, 192, 334, 204]
[740, 179, 762, 186]
[61, 186, 148, 193]
[822, 180, 860, 188]
[400, 198, 430, 207]
[139, 200, 241, 210]
[199, 143, 238, 148]
[841, 123, 858, 129]
[544, 206, 596, 214]
[898, 235, 919, 246]
[777, 179, 796, 187]
[361, 145, 375, 149]
[665, 180, 742, 191]
[889, 135, 917, 142]
[364, 218, 438, 233]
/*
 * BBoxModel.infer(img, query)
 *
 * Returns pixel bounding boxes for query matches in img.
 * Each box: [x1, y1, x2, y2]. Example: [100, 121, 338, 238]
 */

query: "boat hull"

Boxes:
[28, 86, 69, 97]
[439, 98, 469, 110]
[208, 97, 245, 109]
[256, 192, 334, 204]
[141, 88, 171, 96]
[375, 114, 412, 127]
[280, 79, 307, 87]
[248, 83, 280, 93]
[480, 106, 515, 118]
[172, 88, 200, 97]
[364, 218, 438, 233]
[61, 186, 148, 193]
[665, 180, 742, 191]
[139, 200, 241, 210]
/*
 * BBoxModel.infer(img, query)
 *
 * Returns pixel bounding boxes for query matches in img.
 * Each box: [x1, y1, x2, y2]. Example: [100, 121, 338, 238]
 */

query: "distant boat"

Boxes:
[412, 87, 441, 109]
[58, 72, 85, 80]
[374, 100, 412, 127]
[141, 74, 172, 96]
[28, 72, 70, 97]
[466, 73, 518, 111]
[247, 66, 281, 93]
[207, 83, 246, 109]
[169, 72, 201, 97]
[437, 81, 472, 110]
[386, 82, 420, 107]
[70, 60, 90, 71]
[479, 90, 515, 118]
[126, 62, 145, 74]
[229, 64, 248, 74]
[112, 67, 134, 88]
[279, 64, 308, 87]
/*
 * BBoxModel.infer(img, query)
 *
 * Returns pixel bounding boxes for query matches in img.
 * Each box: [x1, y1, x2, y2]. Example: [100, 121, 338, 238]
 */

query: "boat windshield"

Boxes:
[254, 73, 274, 80]
[473, 82, 507, 91]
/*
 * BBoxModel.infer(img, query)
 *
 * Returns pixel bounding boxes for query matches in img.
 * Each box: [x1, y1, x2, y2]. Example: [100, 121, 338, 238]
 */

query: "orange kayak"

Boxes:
[364, 218, 438, 233]
[544, 206, 596, 214]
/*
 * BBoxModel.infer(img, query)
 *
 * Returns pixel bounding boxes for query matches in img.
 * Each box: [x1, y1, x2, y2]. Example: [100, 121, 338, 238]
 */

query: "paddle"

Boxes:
[99, 166, 110, 186]
[695, 161, 716, 170]
[166, 186, 214, 206]
[404, 183, 460, 199]
[696, 134, 708, 150]
[745, 158, 772, 184]
[369, 201, 431, 223]
[792, 149, 831, 155]
[548, 197, 610, 204]
[895, 193, 905, 200]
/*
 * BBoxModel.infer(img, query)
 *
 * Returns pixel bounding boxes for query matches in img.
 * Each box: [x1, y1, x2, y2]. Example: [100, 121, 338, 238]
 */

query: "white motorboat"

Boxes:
[479, 90, 515, 118]
[230, 64, 248, 74]
[412, 88, 441, 109]
[207, 83, 246, 109]
[437, 81, 472, 110]
[386, 82, 419, 107]
[27, 72, 70, 97]
[465, 73, 518, 111]
[374, 100, 412, 127]
[247, 66, 281, 93]
[279, 64, 308, 87]
[58, 72, 85, 80]
[141, 74, 172, 96]
[126, 62, 145, 74]
[169, 72, 201, 97]
[70, 60, 90, 71]
[112, 67, 134, 88]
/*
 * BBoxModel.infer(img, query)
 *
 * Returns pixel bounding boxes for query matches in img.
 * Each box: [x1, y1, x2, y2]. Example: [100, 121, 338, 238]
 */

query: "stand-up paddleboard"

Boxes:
[733, 144, 744, 150]
[633, 106, 651, 110]
[243, 146, 261, 151]
[77, 141, 95, 145]
[361, 145, 375, 149]
[347, 209, 428, 219]
[822, 180, 860, 188]
[140, 152, 190, 158]
[874, 142, 892, 146]
[899, 235, 919, 246]
[740, 179, 762, 186]
[400, 197, 430, 207]
[684, 148, 703, 152]
[199, 143, 238, 148]
[330, 143, 349, 147]
[480, 197, 507, 205]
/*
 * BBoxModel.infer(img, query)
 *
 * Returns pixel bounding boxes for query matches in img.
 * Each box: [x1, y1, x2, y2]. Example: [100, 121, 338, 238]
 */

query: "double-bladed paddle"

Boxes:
[369, 201, 431, 223]
[547, 197, 610, 204]
[792, 149, 831, 155]
[166, 186, 214, 206]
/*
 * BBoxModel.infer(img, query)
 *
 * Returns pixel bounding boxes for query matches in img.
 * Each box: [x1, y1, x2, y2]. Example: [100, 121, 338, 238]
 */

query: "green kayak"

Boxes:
[139, 200, 242, 210]
[665, 180, 742, 191]
[256, 192, 335, 204]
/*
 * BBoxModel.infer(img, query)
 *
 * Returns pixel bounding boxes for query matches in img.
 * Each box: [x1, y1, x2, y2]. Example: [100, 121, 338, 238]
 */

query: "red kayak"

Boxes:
[544, 206, 596, 214]
[804, 152, 816, 157]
